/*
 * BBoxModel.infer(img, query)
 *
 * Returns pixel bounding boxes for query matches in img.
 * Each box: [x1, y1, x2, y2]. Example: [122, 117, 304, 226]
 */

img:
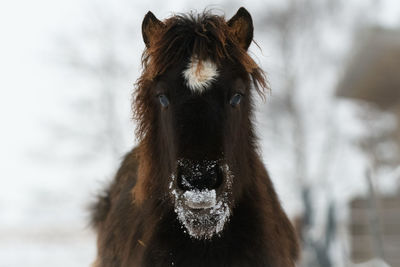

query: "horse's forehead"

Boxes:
[182, 56, 219, 94]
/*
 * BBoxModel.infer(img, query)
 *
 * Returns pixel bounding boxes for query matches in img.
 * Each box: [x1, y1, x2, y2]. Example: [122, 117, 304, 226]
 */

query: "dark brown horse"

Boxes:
[91, 7, 299, 267]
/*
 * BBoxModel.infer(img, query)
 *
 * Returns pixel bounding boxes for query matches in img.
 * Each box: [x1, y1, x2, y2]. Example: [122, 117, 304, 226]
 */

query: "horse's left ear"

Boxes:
[142, 11, 164, 48]
[227, 7, 254, 50]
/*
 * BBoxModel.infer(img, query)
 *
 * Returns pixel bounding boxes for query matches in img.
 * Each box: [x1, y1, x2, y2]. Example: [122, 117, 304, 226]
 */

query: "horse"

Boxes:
[91, 7, 299, 267]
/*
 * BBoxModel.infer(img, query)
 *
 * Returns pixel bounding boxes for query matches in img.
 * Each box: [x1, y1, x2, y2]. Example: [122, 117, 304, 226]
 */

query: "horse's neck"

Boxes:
[141, 195, 268, 267]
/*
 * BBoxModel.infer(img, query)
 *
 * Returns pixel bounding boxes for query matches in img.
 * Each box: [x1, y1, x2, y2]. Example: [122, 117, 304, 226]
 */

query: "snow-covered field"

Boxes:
[0, 227, 95, 266]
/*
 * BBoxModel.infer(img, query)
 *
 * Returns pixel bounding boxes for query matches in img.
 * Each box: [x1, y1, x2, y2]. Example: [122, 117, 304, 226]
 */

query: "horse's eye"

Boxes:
[158, 94, 169, 108]
[230, 93, 243, 107]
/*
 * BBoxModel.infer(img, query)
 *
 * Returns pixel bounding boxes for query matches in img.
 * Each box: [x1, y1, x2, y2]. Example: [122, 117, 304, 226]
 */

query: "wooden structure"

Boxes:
[350, 194, 400, 266]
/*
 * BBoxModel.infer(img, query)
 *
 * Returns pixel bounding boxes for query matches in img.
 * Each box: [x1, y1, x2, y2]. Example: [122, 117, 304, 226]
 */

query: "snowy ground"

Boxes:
[0, 227, 95, 267]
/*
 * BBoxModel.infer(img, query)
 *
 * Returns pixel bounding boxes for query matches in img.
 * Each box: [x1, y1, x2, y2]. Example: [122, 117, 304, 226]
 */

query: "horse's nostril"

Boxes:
[176, 163, 223, 191]
[214, 165, 223, 189]
[177, 166, 192, 191]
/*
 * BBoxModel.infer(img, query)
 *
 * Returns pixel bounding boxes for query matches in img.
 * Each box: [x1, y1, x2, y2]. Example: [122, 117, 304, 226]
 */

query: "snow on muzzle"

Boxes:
[183, 189, 216, 209]
[169, 159, 234, 239]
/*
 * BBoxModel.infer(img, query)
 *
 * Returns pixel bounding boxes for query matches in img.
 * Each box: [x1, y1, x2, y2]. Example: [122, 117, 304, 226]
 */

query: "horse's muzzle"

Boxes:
[170, 159, 233, 239]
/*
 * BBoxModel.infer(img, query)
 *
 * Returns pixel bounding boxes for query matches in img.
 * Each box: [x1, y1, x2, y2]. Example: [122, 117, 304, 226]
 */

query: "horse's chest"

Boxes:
[142, 236, 267, 267]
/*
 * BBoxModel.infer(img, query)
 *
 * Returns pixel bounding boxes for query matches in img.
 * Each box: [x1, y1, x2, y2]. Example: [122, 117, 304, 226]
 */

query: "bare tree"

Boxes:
[46, 4, 142, 170]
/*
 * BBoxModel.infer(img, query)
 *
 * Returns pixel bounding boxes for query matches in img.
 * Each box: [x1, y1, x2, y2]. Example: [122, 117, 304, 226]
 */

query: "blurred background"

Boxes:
[1, 0, 399, 266]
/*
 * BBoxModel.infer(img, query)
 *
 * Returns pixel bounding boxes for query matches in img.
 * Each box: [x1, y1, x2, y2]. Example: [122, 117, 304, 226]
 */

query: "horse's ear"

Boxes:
[227, 7, 253, 50]
[142, 11, 164, 48]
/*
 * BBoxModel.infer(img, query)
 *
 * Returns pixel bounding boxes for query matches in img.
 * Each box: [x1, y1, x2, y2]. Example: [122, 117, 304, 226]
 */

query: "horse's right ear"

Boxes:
[227, 7, 253, 50]
[142, 11, 164, 48]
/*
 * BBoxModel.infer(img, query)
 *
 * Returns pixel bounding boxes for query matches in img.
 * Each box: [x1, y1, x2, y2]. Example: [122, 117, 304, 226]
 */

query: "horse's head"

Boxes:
[134, 8, 267, 239]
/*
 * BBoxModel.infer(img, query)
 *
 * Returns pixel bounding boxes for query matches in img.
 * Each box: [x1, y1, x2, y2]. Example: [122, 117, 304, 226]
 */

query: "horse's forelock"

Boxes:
[138, 11, 267, 89]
